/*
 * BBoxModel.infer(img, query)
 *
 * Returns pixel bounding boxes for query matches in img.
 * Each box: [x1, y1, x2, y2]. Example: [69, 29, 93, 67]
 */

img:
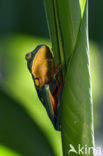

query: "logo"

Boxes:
[68, 144, 102, 155]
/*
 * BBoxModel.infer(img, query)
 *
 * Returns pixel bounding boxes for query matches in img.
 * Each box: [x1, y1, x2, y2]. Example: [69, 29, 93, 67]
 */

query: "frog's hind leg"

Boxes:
[49, 89, 57, 117]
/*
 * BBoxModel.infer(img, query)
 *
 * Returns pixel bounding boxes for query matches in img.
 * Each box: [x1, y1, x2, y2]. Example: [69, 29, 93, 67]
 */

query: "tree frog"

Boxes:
[25, 45, 63, 130]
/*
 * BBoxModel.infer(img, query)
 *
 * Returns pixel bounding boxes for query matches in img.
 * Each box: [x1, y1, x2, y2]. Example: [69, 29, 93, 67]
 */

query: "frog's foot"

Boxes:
[53, 64, 62, 79]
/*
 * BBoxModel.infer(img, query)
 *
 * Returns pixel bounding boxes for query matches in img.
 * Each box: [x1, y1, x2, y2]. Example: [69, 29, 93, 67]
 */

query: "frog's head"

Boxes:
[25, 45, 44, 73]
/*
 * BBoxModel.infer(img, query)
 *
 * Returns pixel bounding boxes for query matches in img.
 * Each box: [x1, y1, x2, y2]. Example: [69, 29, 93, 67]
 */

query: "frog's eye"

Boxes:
[25, 53, 32, 60]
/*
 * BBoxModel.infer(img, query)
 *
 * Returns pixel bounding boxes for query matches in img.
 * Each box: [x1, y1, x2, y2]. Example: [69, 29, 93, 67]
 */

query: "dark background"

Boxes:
[0, 0, 48, 37]
[0, 0, 102, 43]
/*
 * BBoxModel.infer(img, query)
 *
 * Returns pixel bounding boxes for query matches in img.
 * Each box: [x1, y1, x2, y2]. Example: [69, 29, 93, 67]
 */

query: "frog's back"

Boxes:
[32, 45, 55, 87]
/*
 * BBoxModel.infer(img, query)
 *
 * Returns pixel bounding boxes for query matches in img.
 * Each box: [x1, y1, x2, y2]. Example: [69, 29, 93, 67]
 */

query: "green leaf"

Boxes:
[55, 0, 81, 64]
[0, 145, 21, 156]
[44, 0, 81, 76]
[0, 89, 54, 156]
[80, 0, 86, 17]
[89, 42, 102, 130]
[61, 3, 94, 156]
[44, 0, 94, 156]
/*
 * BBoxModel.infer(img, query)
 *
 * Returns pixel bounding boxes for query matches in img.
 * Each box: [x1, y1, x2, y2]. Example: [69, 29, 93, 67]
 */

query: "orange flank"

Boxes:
[49, 72, 63, 117]
[49, 89, 57, 117]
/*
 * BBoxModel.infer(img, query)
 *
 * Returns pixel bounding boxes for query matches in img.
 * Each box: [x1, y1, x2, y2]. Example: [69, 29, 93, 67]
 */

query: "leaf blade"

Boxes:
[61, 3, 94, 156]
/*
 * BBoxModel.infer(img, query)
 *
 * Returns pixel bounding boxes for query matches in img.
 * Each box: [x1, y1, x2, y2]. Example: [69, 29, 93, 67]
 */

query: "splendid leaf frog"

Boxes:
[25, 45, 63, 130]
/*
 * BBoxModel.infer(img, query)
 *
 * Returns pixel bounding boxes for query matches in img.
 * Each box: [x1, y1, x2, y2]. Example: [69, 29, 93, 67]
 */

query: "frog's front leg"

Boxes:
[52, 64, 62, 79]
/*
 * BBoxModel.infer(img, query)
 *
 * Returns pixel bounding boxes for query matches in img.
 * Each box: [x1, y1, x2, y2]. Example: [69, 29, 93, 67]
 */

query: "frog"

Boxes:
[25, 45, 63, 130]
